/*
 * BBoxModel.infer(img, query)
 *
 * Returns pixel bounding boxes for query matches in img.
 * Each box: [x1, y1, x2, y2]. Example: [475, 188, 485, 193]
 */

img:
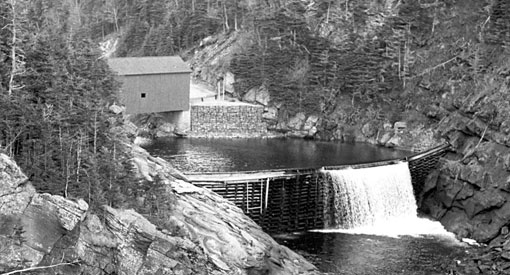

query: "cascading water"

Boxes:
[320, 162, 456, 238]
[324, 162, 416, 229]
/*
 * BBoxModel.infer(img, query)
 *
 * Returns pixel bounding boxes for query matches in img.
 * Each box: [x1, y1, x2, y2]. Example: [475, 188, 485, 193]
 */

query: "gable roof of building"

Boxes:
[107, 56, 192, 76]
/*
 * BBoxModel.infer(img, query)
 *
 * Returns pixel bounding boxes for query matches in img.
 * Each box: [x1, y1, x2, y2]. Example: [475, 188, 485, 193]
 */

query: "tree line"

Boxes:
[230, 0, 510, 120]
[0, 0, 137, 209]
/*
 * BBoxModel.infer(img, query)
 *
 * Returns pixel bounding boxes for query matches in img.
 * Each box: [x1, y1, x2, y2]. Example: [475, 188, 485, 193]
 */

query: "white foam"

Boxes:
[461, 238, 481, 246]
[318, 162, 464, 245]
[313, 216, 458, 240]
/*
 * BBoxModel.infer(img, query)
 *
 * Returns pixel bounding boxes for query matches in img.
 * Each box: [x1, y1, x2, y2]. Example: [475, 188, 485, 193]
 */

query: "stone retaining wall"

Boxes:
[191, 104, 267, 137]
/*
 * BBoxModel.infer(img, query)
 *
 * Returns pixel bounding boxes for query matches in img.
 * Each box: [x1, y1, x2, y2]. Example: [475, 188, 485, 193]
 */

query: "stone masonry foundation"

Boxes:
[190, 103, 267, 137]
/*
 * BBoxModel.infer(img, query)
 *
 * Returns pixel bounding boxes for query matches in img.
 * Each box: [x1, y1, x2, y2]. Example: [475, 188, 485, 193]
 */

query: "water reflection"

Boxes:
[144, 137, 411, 172]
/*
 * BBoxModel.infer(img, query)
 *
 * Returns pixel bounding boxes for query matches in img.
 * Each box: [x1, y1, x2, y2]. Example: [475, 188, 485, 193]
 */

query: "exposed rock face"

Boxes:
[0, 150, 318, 274]
[419, 131, 510, 242]
[416, 84, 510, 243]
[155, 122, 176, 138]
[454, 227, 510, 274]
[242, 86, 270, 106]
[0, 154, 88, 271]
[272, 112, 321, 138]
[287, 112, 306, 131]
[109, 104, 125, 115]
[133, 136, 153, 146]
[190, 32, 249, 88]
[128, 146, 317, 274]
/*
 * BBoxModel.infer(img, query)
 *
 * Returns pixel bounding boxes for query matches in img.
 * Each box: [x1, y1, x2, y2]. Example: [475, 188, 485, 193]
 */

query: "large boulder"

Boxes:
[463, 190, 505, 219]
[262, 106, 278, 121]
[109, 104, 125, 115]
[242, 86, 270, 106]
[122, 120, 138, 137]
[377, 131, 394, 145]
[134, 136, 152, 146]
[255, 87, 270, 106]
[303, 115, 319, 132]
[0, 153, 28, 195]
[287, 112, 306, 131]
[361, 122, 377, 138]
[155, 122, 176, 138]
[242, 87, 258, 103]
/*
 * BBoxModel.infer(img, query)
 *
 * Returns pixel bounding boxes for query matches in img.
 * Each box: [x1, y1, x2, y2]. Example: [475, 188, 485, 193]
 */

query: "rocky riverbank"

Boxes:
[454, 231, 510, 274]
[0, 147, 319, 274]
[417, 96, 510, 243]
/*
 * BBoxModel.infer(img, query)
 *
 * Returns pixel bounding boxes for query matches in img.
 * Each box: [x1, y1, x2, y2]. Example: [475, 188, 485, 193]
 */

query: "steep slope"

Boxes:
[396, 0, 510, 244]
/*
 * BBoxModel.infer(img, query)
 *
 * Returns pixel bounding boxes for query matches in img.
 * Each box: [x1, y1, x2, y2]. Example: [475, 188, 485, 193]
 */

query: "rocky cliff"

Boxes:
[0, 149, 318, 274]
[417, 81, 510, 243]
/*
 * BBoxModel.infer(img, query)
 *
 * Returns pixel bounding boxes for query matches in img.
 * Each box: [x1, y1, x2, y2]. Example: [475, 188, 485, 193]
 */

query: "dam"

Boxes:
[157, 142, 450, 233]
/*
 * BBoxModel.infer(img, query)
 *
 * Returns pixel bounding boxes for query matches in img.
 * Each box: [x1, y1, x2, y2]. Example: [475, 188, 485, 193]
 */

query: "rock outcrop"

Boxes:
[418, 112, 510, 243]
[454, 228, 510, 274]
[403, 67, 510, 244]
[0, 150, 318, 274]
[242, 86, 271, 106]
[0, 154, 88, 271]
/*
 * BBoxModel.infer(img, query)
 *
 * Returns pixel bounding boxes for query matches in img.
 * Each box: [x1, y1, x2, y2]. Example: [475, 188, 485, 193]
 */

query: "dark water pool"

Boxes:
[143, 137, 411, 172]
[274, 232, 471, 275]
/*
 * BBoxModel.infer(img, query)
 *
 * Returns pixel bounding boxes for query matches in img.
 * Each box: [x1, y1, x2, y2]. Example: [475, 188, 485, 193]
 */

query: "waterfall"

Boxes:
[319, 162, 454, 238]
[324, 162, 416, 229]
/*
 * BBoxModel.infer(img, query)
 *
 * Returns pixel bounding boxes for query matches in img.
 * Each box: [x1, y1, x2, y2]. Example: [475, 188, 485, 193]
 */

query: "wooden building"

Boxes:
[108, 56, 191, 114]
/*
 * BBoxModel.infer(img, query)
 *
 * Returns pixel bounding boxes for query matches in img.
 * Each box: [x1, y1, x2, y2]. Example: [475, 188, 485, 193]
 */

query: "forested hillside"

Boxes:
[0, 0, 136, 209]
[65, 0, 257, 56]
[96, 0, 510, 143]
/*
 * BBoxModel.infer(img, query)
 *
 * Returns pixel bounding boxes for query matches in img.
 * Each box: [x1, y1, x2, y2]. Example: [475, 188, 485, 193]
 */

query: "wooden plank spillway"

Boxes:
[186, 143, 450, 233]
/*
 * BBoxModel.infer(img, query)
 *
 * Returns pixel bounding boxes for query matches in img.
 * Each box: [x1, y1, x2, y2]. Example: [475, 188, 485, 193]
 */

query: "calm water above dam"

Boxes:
[146, 137, 472, 274]
[144, 137, 410, 172]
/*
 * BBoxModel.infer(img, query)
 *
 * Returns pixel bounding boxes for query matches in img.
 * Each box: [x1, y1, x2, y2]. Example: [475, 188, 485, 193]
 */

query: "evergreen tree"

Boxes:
[0, 0, 136, 210]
